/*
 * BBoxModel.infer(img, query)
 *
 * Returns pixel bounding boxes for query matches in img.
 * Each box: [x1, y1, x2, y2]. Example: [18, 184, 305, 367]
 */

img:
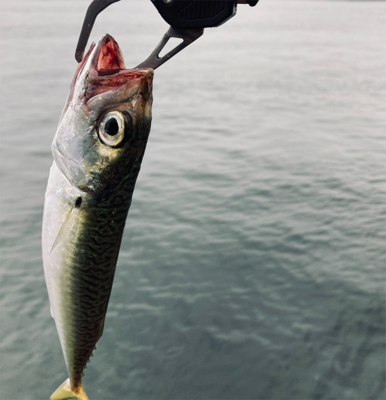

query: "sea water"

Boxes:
[0, 1, 385, 399]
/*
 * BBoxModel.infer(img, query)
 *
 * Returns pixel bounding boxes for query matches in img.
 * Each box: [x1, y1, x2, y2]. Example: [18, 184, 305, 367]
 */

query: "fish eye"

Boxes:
[98, 111, 125, 147]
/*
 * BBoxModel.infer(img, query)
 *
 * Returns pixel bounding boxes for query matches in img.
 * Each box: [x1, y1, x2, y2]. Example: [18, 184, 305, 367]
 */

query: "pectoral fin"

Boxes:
[50, 197, 81, 254]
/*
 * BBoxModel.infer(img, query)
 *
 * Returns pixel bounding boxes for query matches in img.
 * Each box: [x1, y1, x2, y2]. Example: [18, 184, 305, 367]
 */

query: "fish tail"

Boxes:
[50, 378, 89, 400]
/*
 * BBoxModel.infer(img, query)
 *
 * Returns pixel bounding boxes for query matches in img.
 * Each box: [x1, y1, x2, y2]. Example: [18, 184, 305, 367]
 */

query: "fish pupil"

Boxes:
[105, 118, 119, 136]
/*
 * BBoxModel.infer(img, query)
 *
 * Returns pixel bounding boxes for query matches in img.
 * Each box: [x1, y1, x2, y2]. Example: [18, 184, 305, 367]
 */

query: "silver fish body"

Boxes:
[42, 35, 153, 400]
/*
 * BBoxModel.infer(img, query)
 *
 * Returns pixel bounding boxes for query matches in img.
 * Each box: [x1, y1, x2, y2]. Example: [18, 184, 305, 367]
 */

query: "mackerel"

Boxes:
[42, 34, 153, 400]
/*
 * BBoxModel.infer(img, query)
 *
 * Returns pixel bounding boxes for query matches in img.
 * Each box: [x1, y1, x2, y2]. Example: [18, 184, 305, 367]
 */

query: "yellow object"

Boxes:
[51, 379, 89, 400]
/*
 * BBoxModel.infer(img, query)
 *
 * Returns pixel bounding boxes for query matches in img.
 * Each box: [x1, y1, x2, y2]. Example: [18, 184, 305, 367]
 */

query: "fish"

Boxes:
[42, 34, 153, 400]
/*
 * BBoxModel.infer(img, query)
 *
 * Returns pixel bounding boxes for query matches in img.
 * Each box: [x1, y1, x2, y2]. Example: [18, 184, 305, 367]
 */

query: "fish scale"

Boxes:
[47, 161, 143, 391]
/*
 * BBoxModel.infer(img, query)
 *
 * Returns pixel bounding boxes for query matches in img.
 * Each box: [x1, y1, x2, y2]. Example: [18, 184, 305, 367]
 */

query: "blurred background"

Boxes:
[0, 0, 385, 399]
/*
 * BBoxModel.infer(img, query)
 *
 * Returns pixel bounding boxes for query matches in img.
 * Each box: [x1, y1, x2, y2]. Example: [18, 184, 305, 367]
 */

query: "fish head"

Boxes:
[52, 34, 153, 194]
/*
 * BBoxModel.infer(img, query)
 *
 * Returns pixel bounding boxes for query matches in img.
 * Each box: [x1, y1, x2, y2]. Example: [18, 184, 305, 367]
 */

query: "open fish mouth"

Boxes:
[94, 34, 126, 75]
[60, 33, 153, 123]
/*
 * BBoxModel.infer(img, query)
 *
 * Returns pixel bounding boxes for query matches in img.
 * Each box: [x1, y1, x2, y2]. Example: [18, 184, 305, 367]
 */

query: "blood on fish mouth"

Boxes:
[96, 35, 126, 76]
[60, 34, 151, 122]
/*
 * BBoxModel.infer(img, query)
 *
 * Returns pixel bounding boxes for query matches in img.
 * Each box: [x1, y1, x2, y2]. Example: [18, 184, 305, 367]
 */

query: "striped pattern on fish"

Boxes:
[42, 35, 153, 400]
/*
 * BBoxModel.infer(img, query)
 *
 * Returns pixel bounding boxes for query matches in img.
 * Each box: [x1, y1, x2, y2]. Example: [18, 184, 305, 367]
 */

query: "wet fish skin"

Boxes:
[42, 35, 153, 400]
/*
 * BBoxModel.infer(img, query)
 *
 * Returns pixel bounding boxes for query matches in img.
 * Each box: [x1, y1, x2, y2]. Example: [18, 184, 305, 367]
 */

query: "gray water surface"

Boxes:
[0, 1, 385, 399]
